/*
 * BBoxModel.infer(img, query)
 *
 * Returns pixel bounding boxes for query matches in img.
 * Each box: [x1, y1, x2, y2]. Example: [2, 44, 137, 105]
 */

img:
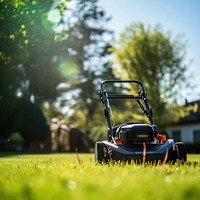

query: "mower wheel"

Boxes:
[175, 142, 187, 163]
[95, 142, 108, 163]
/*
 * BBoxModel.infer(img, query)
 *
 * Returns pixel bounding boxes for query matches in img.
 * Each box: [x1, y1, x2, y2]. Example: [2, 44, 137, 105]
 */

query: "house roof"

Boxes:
[178, 100, 200, 125]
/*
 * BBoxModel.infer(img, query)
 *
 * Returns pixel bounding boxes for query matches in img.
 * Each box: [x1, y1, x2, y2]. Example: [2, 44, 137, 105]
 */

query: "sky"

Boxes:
[98, 0, 200, 101]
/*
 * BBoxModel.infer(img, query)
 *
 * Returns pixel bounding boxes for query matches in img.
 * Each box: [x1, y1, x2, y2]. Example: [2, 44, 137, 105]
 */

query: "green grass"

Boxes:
[0, 153, 200, 200]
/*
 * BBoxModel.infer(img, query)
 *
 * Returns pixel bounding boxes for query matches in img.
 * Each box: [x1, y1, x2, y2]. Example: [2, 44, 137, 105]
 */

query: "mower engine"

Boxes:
[117, 123, 154, 143]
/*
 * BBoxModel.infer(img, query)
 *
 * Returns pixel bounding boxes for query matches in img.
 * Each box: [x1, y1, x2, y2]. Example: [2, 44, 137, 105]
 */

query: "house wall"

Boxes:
[165, 124, 200, 144]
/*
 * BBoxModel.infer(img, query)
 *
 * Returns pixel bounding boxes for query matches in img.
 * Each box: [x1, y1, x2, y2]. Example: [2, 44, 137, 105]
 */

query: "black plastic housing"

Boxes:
[118, 123, 154, 143]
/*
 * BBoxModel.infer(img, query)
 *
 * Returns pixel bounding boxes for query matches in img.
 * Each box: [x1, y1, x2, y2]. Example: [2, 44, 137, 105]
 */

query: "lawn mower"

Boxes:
[95, 80, 187, 164]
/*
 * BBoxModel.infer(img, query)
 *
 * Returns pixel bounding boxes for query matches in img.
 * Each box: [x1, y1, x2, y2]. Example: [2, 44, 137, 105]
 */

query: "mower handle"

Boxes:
[106, 94, 144, 100]
[100, 80, 147, 98]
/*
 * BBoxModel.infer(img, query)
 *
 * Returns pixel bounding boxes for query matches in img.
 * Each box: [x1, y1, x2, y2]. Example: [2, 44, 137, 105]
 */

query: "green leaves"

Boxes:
[112, 23, 191, 126]
[0, 0, 66, 140]
[58, 0, 115, 129]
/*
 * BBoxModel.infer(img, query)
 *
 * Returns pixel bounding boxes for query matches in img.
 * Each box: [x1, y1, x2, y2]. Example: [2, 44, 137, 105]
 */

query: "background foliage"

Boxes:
[112, 23, 191, 126]
[0, 0, 192, 149]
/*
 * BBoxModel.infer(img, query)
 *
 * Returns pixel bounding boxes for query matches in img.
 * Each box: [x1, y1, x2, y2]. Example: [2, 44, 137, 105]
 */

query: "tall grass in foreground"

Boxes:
[0, 153, 200, 200]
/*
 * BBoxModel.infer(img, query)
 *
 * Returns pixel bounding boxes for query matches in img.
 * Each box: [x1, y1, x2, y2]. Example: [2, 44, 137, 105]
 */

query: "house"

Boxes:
[165, 99, 200, 144]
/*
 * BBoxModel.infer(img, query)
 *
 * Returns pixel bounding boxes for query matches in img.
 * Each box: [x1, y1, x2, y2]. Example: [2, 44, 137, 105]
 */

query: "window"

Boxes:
[172, 130, 181, 142]
[193, 130, 200, 143]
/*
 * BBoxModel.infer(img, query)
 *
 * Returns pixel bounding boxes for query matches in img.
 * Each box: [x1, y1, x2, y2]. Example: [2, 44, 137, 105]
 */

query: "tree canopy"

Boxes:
[0, 1, 68, 106]
[112, 23, 191, 126]
[55, 0, 115, 129]
[0, 0, 66, 141]
[0, 0, 115, 143]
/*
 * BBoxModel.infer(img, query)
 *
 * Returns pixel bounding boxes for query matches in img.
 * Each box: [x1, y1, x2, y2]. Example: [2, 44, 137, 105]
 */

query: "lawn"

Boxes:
[0, 153, 200, 200]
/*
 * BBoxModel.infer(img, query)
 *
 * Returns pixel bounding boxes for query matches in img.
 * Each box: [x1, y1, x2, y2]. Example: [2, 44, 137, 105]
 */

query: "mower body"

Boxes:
[95, 80, 187, 164]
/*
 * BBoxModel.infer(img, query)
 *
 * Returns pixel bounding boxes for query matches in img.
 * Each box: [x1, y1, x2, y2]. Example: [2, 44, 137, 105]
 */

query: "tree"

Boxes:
[0, 1, 67, 141]
[56, 0, 115, 128]
[112, 23, 191, 126]
[0, 1, 68, 105]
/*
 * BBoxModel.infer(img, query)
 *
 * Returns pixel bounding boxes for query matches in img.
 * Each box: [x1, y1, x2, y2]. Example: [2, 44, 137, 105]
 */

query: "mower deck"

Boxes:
[95, 139, 177, 163]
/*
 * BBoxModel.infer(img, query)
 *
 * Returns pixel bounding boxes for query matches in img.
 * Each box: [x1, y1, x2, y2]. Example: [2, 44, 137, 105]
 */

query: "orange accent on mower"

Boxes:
[155, 134, 166, 142]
